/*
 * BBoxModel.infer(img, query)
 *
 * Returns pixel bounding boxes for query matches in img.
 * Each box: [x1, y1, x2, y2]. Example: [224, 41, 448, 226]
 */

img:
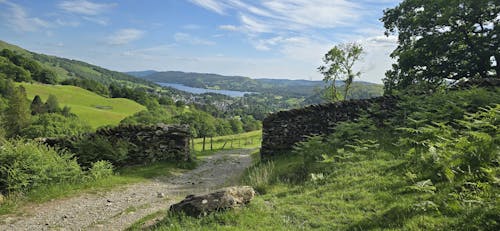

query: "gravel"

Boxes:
[0, 149, 254, 231]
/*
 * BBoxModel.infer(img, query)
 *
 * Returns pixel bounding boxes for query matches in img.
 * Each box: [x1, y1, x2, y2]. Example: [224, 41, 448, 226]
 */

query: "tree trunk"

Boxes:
[210, 137, 213, 150]
[202, 136, 206, 151]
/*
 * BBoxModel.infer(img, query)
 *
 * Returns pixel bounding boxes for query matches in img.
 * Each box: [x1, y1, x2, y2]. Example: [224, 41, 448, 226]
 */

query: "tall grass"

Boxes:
[242, 161, 275, 194]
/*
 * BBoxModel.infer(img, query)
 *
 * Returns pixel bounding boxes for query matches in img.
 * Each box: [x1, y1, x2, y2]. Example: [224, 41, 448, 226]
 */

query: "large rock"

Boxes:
[169, 186, 255, 217]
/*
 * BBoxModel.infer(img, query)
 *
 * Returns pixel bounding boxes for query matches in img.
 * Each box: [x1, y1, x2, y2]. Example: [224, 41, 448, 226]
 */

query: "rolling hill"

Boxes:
[130, 70, 383, 99]
[19, 83, 145, 129]
[0, 40, 154, 87]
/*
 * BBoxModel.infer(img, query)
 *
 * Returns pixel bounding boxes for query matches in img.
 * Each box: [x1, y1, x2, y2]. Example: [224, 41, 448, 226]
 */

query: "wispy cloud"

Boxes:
[107, 29, 145, 45]
[188, 0, 226, 14]
[82, 16, 109, 26]
[174, 32, 216, 46]
[190, 0, 362, 33]
[0, 0, 51, 32]
[219, 25, 239, 31]
[58, 0, 116, 15]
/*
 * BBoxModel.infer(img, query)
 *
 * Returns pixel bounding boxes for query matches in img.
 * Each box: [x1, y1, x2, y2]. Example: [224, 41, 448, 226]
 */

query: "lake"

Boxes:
[157, 82, 255, 97]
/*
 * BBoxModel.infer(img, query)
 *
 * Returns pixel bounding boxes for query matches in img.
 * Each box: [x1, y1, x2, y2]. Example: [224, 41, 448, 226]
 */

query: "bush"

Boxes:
[88, 160, 114, 180]
[72, 135, 129, 167]
[0, 139, 82, 194]
[21, 113, 91, 138]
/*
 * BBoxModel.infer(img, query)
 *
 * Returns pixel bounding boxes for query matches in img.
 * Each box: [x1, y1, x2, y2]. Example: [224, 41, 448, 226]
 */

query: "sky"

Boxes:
[0, 0, 402, 83]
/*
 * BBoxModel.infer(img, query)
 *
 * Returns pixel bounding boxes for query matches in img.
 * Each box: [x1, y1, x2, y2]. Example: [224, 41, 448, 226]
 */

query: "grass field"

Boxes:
[19, 83, 146, 129]
[192, 130, 262, 156]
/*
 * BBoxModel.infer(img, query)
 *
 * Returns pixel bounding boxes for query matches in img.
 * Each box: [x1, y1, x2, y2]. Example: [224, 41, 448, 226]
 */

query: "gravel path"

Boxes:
[0, 149, 254, 231]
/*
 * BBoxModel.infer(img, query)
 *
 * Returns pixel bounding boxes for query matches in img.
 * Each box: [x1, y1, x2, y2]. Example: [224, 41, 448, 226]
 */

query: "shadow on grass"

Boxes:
[347, 205, 417, 230]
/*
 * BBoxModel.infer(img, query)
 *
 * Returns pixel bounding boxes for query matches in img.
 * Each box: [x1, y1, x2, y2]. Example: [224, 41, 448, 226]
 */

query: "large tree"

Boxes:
[382, 0, 499, 93]
[318, 43, 364, 101]
[3, 86, 31, 137]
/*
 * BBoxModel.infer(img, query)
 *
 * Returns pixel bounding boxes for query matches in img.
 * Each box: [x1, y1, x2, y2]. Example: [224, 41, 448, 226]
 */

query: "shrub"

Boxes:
[0, 139, 82, 194]
[87, 160, 114, 180]
[72, 135, 129, 168]
[21, 113, 91, 138]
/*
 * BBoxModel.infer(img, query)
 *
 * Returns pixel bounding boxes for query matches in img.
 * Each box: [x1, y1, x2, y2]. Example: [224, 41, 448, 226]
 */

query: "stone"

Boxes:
[157, 192, 165, 198]
[42, 123, 192, 166]
[260, 96, 399, 159]
[169, 186, 255, 217]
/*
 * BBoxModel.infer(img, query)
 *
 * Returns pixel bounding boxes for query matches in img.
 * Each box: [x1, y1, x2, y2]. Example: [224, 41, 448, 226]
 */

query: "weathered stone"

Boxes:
[260, 96, 399, 159]
[169, 186, 255, 217]
[43, 123, 192, 166]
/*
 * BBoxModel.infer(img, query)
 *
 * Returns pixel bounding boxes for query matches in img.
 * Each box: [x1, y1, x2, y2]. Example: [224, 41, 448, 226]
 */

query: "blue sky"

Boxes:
[0, 0, 401, 83]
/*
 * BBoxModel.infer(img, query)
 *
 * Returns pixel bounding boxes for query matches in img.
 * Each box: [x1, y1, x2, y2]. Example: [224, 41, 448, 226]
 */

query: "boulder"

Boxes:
[169, 186, 255, 217]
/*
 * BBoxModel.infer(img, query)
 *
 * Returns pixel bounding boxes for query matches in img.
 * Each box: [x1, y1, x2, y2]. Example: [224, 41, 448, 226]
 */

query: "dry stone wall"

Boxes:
[44, 123, 191, 165]
[260, 96, 398, 159]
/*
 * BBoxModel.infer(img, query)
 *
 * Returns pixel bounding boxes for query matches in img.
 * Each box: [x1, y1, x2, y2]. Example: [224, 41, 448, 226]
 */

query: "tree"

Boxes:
[30, 95, 45, 115]
[45, 94, 60, 113]
[3, 86, 31, 137]
[382, 0, 499, 93]
[318, 43, 364, 101]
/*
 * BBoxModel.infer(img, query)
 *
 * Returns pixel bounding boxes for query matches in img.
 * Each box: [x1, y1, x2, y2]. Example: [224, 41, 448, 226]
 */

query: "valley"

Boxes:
[0, 0, 499, 230]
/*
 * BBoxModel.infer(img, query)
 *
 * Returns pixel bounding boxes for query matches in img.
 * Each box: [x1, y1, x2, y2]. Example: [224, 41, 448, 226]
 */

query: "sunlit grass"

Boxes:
[18, 83, 145, 129]
[192, 130, 262, 156]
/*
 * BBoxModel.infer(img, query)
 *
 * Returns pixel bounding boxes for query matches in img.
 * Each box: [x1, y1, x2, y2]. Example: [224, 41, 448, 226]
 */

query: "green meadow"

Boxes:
[19, 83, 145, 129]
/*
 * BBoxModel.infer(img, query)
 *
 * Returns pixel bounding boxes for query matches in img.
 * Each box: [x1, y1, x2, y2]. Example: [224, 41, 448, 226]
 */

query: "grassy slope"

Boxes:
[19, 83, 145, 128]
[147, 151, 481, 231]
[192, 130, 262, 155]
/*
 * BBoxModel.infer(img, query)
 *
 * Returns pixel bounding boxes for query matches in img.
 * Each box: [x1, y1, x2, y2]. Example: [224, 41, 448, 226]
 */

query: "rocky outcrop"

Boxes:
[260, 96, 398, 159]
[44, 123, 191, 165]
[169, 186, 255, 217]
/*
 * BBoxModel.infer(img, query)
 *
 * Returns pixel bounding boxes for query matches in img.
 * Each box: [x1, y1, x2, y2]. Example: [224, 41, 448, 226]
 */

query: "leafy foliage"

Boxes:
[0, 139, 82, 194]
[21, 113, 91, 139]
[382, 0, 500, 93]
[72, 135, 130, 168]
[318, 42, 364, 101]
[3, 86, 31, 137]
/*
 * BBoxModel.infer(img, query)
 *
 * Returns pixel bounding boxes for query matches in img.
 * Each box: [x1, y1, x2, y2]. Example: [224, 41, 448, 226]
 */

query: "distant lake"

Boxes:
[157, 82, 255, 97]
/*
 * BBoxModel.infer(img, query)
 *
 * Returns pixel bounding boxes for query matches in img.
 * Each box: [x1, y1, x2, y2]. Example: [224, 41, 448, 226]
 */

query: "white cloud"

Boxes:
[219, 24, 239, 31]
[55, 18, 80, 27]
[0, 0, 51, 32]
[58, 0, 116, 15]
[107, 29, 145, 45]
[188, 0, 226, 14]
[174, 32, 216, 46]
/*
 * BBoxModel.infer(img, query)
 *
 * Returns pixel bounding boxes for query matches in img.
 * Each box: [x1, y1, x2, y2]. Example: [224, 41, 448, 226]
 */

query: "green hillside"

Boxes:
[0, 40, 153, 87]
[19, 83, 145, 129]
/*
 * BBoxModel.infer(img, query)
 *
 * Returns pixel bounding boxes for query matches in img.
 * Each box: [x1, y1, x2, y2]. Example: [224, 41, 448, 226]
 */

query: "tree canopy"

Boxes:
[318, 43, 364, 101]
[382, 0, 499, 93]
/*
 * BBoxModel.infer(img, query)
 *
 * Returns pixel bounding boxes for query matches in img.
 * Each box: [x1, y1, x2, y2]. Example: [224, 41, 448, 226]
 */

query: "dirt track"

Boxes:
[0, 149, 254, 231]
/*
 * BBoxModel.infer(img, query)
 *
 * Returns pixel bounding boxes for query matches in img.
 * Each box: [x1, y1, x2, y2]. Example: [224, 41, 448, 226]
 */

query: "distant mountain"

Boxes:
[132, 70, 382, 98]
[126, 70, 158, 78]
